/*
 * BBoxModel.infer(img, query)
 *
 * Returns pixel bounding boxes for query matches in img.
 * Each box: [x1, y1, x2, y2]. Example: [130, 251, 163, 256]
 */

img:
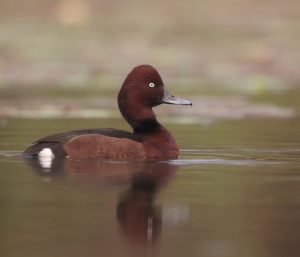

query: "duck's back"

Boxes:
[23, 128, 143, 159]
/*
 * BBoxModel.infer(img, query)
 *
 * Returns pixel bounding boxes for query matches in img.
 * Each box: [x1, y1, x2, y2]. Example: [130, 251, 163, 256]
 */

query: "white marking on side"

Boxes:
[38, 148, 55, 169]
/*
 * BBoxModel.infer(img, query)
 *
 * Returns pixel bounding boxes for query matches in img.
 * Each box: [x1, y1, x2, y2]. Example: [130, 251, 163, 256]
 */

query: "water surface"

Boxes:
[0, 118, 300, 257]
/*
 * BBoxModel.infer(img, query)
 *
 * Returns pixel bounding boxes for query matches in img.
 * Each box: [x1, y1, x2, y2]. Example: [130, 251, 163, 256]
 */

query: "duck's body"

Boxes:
[23, 65, 191, 160]
[25, 124, 178, 159]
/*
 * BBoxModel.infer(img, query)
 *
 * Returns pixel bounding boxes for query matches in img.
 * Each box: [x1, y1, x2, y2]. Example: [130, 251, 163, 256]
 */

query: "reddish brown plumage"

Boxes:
[64, 134, 146, 159]
[23, 65, 191, 160]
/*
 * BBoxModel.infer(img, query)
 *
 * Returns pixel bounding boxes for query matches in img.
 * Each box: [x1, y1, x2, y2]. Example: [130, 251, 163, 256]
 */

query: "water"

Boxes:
[1, 118, 300, 257]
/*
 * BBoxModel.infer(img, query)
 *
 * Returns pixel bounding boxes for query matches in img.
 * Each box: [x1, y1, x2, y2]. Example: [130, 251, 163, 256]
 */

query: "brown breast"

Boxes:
[141, 127, 179, 159]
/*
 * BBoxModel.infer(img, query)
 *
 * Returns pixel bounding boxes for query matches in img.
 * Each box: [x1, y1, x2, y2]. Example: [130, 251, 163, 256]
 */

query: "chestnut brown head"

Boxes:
[118, 65, 192, 128]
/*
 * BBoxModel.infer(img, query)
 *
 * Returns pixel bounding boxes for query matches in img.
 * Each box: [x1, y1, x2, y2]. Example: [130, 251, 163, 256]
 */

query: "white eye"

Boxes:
[149, 82, 155, 88]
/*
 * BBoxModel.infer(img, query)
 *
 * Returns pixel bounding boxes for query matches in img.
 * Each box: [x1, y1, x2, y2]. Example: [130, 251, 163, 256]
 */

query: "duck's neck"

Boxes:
[132, 117, 160, 134]
[132, 116, 179, 159]
[119, 101, 179, 159]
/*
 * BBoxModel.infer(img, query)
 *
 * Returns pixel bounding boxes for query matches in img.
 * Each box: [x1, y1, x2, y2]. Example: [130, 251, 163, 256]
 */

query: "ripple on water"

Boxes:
[179, 148, 300, 165]
[0, 151, 22, 158]
[0, 148, 297, 167]
[167, 159, 283, 166]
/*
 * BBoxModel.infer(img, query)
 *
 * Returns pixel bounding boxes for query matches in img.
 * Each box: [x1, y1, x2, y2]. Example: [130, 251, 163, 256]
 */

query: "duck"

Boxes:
[23, 65, 192, 160]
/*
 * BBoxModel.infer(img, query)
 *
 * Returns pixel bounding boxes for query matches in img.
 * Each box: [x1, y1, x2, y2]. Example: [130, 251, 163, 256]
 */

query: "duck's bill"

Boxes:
[162, 90, 192, 106]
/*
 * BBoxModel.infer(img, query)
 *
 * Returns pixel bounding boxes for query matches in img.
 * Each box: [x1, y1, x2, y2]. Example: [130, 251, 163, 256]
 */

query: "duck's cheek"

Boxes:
[157, 89, 165, 104]
[153, 91, 165, 106]
[152, 97, 164, 107]
[144, 94, 161, 107]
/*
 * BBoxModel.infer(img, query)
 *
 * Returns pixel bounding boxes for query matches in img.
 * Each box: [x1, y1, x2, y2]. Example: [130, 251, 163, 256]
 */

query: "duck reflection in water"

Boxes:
[117, 164, 175, 244]
[25, 158, 177, 244]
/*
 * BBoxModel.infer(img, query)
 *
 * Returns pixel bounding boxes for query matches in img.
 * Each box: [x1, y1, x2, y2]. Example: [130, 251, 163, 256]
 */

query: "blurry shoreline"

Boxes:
[0, 94, 295, 121]
[1, 0, 299, 120]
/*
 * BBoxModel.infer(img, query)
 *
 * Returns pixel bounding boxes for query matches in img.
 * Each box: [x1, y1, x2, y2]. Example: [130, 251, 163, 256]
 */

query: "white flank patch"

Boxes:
[38, 148, 55, 169]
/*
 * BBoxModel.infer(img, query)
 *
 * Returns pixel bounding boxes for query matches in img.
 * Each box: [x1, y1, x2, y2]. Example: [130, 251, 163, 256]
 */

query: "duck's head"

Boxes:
[118, 65, 192, 130]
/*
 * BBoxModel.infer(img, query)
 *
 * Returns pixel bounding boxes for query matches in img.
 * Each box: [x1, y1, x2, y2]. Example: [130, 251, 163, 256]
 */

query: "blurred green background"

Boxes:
[0, 0, 299, 119]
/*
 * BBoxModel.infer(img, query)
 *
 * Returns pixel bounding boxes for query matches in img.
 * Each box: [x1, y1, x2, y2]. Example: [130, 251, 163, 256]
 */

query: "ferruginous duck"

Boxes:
[23, 65, 192, 160]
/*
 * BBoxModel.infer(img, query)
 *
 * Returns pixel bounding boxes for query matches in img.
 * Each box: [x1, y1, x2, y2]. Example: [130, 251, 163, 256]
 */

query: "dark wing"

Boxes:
[23, 128, 142, 158]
